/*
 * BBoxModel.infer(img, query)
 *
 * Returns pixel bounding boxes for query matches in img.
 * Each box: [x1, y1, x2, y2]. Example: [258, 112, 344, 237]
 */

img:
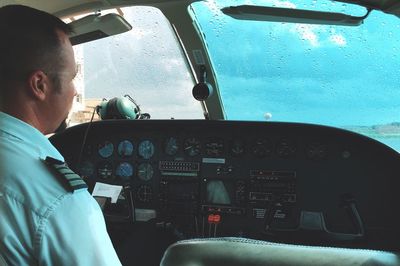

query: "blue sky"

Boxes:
[192, 0, 400, 127]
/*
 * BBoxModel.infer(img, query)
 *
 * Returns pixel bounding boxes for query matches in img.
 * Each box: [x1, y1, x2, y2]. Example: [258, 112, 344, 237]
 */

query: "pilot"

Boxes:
[0, 5, 121, 265]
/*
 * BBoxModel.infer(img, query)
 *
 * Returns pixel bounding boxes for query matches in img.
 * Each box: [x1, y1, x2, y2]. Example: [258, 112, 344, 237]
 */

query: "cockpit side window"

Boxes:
[67, 6, 203, 126]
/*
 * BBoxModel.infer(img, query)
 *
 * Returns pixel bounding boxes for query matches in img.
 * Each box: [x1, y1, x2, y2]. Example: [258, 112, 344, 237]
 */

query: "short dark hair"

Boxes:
[0, 5, 73, 92]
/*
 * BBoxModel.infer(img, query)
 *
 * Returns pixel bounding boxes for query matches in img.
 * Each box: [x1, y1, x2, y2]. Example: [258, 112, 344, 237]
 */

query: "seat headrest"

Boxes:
[160, 237, 400, 266]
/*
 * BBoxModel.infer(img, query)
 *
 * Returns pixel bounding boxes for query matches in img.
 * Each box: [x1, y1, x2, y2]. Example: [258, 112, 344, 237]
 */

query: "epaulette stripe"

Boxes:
[66, 177, 84, 183]
[57, 169, 75, 175]
[44, 156, 88, 192]
[53, 166, 73, 171]
[63, 174, 81, 179]
[65, 178, 83, 184]
[53, 165, 69, 170]
[55, 166, 72, 171]
[69, 180, 86, 186]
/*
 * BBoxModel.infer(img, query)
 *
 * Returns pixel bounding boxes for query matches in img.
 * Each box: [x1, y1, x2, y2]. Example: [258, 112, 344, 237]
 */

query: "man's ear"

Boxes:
[27, 70, 50, 101]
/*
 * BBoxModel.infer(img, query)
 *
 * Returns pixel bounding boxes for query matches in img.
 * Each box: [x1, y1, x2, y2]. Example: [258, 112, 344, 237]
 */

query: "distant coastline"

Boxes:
[344, 122, 400, 138]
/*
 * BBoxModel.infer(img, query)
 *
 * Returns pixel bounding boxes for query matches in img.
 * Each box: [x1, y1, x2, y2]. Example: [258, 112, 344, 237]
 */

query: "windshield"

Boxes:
[68, 6, 203, 124]
[191, 0, 400, 151]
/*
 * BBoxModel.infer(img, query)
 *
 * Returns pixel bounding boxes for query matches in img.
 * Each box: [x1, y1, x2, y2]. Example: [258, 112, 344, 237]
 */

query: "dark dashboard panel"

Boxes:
[50, 120, 400, 250]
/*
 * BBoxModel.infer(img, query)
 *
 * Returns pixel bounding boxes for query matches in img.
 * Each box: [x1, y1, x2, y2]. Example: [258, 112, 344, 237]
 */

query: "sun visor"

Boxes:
[221, 5, 368, 26]
[68, 13, 132, 45]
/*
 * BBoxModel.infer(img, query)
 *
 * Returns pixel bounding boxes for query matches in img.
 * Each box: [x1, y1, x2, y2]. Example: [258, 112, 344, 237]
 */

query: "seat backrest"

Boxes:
[160, 237, 400, 266]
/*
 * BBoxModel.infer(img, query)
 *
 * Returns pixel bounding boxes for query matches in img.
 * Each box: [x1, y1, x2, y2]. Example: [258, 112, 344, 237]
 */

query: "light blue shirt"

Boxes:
[0, 112, 122, 266]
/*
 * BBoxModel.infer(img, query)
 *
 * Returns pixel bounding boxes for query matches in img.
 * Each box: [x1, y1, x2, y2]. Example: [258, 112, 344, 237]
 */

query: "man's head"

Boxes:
[0, 5, 77, 134]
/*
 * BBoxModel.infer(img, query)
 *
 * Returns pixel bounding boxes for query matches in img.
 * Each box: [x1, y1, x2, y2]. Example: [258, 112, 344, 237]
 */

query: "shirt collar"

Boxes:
[0, 111, 64, 161]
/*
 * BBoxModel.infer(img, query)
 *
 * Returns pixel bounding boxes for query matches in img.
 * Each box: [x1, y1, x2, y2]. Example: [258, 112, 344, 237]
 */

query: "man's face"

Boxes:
[44, 30, 77, 134]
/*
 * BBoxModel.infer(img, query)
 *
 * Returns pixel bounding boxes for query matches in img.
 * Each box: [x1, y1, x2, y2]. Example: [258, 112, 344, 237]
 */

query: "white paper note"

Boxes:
[92, 182, 123, 203]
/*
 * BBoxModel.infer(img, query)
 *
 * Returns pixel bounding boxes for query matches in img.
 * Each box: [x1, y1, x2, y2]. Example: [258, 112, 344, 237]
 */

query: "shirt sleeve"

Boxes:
[36, 190, 122, 266]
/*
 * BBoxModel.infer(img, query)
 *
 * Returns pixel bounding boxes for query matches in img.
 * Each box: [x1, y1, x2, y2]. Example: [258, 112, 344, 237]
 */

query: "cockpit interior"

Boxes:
[2, 0, 400, 265]
[50, 118, 400, 265]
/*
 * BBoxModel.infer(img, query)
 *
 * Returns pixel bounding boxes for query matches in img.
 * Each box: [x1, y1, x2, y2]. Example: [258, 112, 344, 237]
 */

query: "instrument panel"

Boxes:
[50, 120, 400, 250]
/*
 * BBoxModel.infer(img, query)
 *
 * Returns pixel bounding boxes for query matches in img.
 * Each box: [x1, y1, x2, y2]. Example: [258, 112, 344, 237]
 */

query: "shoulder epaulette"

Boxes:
[43, 156, 88, 192]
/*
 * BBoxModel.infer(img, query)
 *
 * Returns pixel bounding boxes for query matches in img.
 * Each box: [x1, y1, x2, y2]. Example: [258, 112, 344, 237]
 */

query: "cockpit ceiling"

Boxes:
[0, 0, 197, 17]
[0, 0, 96, 14]
[333, 0, 400, 17]
[1, 0, 400, 18]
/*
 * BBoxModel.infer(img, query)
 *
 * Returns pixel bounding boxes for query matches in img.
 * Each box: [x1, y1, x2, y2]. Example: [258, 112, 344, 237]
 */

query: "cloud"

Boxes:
[203, 0, 222, 16]
[248, 0, 320, 47]
[161, 58, 186, 72]
[292, 24, 320, 47]
[199, 0, 347, 48]
[258, 1, 348, 48]
[329, 34, 346, 46]
[126, 27, 152, 40]
[265, 0, 296, 8]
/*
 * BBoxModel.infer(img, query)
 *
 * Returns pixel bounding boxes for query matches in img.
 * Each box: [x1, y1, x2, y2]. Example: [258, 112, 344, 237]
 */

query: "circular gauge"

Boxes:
[79, 161, 95, 178]
[116, 162, 134, 181]
[138, 140, 155, 159]
[138, 163, 154, 181]
[205, 139, 224, 156]
[230, 139, 245, 156]
[183, 137, 201, 156]
[252, 138, 273, 157]
[98, 141, 114, 158]
[164, 137, 179, 155]
[137, 185, 153, 202]
[97, 162, 113, 179]
[276, 138, 296, 158]
[118, 140, 134, 157]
